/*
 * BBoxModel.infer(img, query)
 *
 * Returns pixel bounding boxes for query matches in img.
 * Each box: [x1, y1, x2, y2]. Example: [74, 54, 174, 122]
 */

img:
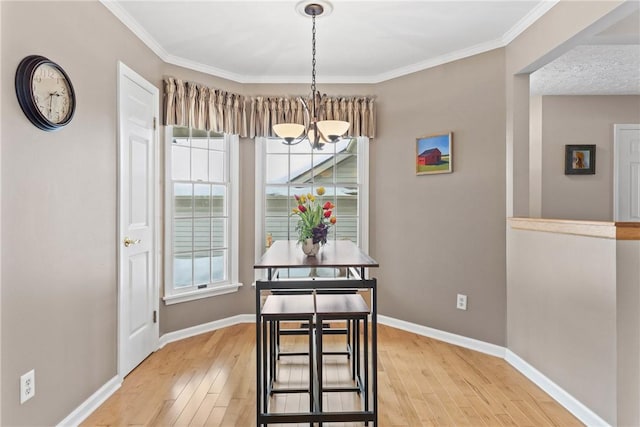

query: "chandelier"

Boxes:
[272, 2, 350, 150]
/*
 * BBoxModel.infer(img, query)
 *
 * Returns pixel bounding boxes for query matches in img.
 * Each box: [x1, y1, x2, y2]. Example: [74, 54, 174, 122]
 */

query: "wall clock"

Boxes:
[15, 55, 76, 131]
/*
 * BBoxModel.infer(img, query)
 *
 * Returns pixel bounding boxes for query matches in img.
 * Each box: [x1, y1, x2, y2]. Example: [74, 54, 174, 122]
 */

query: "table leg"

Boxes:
[308, 315, 314, 412]
[316, 314, 323, 417]
[262, 318, 268, 411]
[364, 316, 369, 412]
[373, 279, 378, 426]
[255, 285, 262, 427]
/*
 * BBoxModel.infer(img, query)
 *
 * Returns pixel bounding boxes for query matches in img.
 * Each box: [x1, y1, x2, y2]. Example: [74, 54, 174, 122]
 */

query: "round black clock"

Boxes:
[15, 55, 76, 131]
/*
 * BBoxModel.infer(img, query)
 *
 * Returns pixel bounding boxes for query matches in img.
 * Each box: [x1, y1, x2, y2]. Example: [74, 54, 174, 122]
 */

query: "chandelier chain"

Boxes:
[311, 13, 317, 104]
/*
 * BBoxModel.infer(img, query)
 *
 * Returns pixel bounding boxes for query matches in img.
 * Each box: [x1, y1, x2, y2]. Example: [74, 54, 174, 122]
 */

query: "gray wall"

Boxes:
[540, 95, 640, 221]
[617, 240, 640, 426]
[507, 228, 617, 423]
[373, 49, 507, 345]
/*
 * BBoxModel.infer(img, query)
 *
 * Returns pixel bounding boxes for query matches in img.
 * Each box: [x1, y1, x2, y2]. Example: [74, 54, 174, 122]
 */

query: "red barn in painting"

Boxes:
[417, 148, 441, 165]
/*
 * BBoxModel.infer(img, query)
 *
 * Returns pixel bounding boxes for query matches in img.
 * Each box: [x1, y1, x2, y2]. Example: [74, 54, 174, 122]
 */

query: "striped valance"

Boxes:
[163, 77, 376, 139]
[163, 77, 246, 135]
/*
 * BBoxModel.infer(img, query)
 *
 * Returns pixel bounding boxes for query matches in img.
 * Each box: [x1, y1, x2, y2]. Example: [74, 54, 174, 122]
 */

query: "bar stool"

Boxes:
[315, 293, 370, 413]
[270, 290, 314, 362]
[260, 294, 315, 412]
[274, 289, 353, 363]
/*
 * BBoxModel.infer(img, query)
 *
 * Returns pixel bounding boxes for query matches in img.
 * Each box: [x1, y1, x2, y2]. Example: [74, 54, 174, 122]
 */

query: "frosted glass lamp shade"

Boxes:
[317, 120, 350, 142]
[273, 123, 305, 144]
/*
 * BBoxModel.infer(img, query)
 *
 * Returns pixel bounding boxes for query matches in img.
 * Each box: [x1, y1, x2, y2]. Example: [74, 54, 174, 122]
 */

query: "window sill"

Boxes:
[163, 282, 242, 305]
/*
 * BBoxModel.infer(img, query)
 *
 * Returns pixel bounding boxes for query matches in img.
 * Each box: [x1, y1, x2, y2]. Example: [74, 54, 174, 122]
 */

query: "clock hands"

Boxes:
[47, 92, 62, 120]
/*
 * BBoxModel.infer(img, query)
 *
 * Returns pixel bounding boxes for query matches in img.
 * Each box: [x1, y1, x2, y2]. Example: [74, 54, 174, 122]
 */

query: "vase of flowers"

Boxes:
[292, 186, 336, 256]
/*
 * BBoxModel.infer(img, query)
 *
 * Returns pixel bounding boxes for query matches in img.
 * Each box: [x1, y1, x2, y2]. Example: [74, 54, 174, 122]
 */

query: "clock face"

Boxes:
[32, 63, 73, 124]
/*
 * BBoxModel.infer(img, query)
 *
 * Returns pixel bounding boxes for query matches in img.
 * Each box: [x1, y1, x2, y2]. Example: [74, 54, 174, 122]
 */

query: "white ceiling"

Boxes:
[530, 45, 640, 95]
[102, 0, 640, 93]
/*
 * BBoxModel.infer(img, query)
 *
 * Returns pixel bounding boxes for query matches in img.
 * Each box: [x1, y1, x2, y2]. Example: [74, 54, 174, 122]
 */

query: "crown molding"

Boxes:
[502, 0, 560, 45]
[99, 0, 169, 59]
[101, 0, 557, 84]
[371, 37, 504, 83]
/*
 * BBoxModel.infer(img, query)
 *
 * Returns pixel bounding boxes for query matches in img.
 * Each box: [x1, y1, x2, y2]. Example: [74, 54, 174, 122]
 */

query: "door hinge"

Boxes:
[153, 310, 157, 323]
[153, 117, 157, 130]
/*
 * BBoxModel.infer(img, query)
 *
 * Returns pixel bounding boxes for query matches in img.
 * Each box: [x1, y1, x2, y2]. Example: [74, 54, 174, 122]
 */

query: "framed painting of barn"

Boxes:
[416, 132, 453, 175]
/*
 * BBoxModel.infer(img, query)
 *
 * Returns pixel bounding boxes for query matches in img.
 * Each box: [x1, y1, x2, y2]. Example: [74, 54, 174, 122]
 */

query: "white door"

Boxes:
[615, 124, 640, 222]
[118, 62, 159, 377]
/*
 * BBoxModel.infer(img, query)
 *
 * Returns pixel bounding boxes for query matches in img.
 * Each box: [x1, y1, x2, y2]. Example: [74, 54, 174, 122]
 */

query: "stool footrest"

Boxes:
[277, 351, 308, 357]
[278, 327, 346, 335]
[322, 386, 361, 393]
[270, 387, 310, 394]
[260, 410, 375, 424]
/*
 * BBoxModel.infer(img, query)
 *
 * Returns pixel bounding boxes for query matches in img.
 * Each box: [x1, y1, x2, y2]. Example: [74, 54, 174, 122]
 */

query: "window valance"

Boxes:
[163, 77, 246, 136]
[163, 77, 376, 139]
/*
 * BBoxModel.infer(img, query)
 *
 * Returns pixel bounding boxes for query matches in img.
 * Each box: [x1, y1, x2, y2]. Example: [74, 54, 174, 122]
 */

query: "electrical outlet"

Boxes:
[456, 294, 467, 310]
[20, 369, 35, 404]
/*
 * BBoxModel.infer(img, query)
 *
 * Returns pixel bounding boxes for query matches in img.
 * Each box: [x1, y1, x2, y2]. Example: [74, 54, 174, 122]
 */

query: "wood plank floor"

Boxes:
[81, 323, 583, 426]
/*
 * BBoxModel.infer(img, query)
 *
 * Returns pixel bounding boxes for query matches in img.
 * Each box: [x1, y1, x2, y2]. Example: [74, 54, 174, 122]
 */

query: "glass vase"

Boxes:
[301, 238, 320, 257]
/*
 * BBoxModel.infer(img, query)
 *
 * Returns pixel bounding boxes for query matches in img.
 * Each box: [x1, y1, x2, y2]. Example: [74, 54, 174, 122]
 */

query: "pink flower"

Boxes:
[324, 210, 332, 218]
[298, 205, 307, 213]
[323, 201, 334, 210]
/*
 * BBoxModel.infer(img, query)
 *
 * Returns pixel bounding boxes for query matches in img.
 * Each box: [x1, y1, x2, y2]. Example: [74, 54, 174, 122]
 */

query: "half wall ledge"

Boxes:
[508, 217, 640, 240]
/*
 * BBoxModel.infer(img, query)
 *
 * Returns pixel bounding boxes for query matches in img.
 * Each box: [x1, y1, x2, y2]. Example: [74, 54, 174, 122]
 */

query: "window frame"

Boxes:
[163, 127, 241, 305]
[254, 136, 370, 278]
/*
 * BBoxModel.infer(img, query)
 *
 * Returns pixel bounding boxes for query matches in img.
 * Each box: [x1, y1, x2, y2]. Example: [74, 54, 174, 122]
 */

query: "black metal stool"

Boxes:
[261, 294, 315, 412]
[315, 293, 370, 414]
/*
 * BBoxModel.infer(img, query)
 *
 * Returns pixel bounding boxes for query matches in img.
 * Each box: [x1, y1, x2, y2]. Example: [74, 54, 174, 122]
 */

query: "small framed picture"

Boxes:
[416, 132, 453, 175]
[565, 144, 596, 175]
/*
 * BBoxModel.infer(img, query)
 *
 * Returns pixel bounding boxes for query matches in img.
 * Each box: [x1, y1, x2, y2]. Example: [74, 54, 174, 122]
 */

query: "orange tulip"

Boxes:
[330, 216, 337, 224]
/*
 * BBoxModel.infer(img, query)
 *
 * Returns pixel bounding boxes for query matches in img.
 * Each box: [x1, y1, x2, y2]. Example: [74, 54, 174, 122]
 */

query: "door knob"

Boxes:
[123, 237, 141, 247]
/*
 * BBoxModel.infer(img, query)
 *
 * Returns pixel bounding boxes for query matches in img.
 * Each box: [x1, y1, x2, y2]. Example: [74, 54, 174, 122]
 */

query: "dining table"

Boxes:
[254, 239, 380, 425]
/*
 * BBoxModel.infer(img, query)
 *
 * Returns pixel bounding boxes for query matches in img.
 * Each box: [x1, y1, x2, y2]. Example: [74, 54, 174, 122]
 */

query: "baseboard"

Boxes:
[158, 313, 255, 348]
[505, 350, 611, 427]
[380, 315, 610, 426]
[378, 314, 506, 358]
[56, 375, 121, 427]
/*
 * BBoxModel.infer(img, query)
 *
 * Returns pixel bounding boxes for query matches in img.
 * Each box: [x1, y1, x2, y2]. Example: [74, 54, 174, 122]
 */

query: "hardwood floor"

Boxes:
[81, 323, 582, 426]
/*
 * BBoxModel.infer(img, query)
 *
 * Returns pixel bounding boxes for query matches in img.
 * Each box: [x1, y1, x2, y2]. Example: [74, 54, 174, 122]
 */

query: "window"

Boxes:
[255, 136, 369, 278]
[164, 126, 240, 304]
